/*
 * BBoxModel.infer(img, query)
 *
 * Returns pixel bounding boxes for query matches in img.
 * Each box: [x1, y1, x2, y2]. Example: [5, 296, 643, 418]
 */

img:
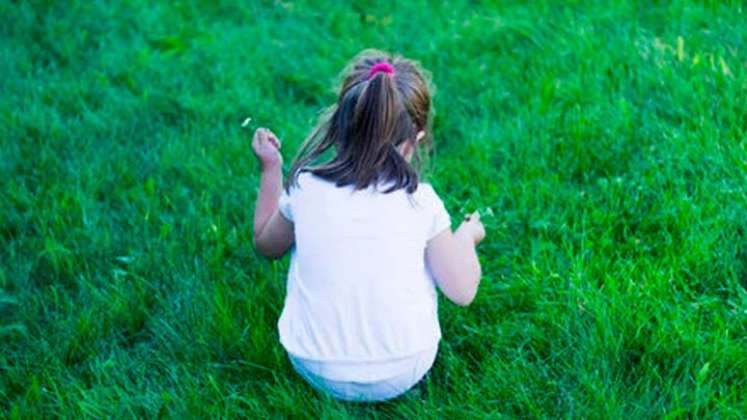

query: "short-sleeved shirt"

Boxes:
[277, 172, 451, 381]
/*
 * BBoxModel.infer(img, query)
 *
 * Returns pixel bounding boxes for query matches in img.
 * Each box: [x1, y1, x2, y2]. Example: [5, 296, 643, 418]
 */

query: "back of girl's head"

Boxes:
[288, 49, 433, 193]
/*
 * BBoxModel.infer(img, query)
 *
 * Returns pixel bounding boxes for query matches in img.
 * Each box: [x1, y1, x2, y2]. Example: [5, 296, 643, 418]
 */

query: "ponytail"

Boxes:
[288, 51, 431, 194]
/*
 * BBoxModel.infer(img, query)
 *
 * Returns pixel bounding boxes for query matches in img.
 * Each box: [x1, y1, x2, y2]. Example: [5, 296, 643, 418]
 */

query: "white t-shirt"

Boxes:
[277, 172, 451, 380]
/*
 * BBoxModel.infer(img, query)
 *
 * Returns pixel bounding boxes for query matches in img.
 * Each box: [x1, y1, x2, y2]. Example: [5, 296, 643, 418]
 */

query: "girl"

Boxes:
[251, 50, 485, 402]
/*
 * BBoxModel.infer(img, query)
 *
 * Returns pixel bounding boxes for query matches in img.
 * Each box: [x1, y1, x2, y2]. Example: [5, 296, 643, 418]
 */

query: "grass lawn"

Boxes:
[2, 0, 746, 417]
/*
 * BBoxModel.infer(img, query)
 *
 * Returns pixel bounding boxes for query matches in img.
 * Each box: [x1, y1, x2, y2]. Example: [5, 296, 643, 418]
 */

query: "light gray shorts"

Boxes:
[287, 345, 438, 402]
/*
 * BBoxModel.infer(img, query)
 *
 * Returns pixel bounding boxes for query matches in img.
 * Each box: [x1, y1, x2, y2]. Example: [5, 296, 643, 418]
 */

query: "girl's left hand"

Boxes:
[252, 128, 283, 170]
[459, 211, 486, 245]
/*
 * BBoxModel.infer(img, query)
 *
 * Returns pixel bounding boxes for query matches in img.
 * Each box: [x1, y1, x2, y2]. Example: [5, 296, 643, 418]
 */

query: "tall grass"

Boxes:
[1, 0, 746, 417]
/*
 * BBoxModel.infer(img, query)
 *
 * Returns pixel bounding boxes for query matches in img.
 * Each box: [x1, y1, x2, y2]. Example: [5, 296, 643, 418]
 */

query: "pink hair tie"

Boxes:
[368, 62, 395, 79]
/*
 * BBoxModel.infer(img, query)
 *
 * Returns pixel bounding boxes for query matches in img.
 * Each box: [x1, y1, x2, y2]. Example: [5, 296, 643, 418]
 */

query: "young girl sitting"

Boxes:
[251, 49, 485, 402]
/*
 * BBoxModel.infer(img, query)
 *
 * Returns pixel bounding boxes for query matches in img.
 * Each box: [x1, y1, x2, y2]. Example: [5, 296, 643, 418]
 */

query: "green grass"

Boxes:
[2, 0, 746, 417]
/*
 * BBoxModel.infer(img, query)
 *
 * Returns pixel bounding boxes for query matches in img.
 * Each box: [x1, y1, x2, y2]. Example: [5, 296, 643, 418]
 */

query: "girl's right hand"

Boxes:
[252, 127, 283, 170]
[458, 211, 486, 245]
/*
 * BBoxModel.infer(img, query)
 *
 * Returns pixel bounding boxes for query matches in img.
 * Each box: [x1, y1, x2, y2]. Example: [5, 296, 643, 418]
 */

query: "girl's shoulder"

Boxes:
[413, 182, 442, 202]
[288, 171, 325, 193]
[415, 182, 437, 195]
[409, 182, 448, 215]
[413, 182, 451, 235]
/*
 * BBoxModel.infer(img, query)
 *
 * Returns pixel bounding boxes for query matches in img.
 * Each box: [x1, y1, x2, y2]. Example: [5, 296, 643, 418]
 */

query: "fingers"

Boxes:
[460, 210, 487, 245]
[252, 128, 265, 145]
[268, 135, 281, 150]
[464, 211, 481, 222]
[265, 129, 281, 149]
[254, 128, 281, 150]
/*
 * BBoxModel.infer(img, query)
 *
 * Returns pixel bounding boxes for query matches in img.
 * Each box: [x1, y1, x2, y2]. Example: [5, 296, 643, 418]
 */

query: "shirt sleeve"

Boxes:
[278, 189, 293, 222]
[423, 184, 451, 240]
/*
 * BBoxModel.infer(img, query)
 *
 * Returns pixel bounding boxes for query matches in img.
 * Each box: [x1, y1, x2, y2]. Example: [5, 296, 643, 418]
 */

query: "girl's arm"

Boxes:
[425, 212, 485, 306]
[252, 128, 294, 259]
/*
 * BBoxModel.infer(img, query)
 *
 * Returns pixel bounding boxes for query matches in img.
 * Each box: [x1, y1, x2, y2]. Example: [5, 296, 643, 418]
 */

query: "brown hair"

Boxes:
[287, 49, 433, 194]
